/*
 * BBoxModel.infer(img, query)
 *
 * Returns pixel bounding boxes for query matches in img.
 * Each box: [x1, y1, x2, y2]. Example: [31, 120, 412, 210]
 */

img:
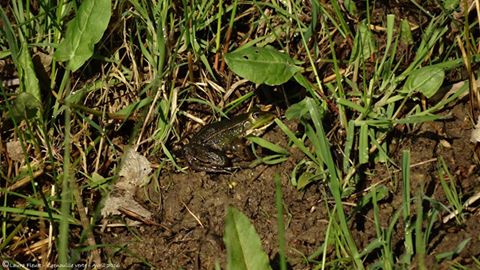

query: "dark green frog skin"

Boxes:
[184, 110, 274, 173]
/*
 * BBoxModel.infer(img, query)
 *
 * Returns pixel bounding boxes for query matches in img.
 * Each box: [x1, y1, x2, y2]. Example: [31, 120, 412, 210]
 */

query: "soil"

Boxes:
[100, 100, 480, 269]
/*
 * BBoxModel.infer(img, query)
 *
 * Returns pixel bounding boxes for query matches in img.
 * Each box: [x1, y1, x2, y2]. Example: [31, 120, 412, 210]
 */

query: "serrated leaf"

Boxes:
[54, 0, 111, 71]
[404, 66, 445, 98]
[225, 46, 302, 86]
[224, 207, 272, 270]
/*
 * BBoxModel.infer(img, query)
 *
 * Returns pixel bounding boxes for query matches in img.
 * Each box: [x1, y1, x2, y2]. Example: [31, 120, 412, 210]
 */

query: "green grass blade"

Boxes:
[247, 136, 289, 155]
[343, 120, 355, 171]
[401, 150, 413, 265]
[358, 123, 369, 165]
[415, 188, 426, 270]
[274, 118, 317, 163]
[275, 173, 287, 270]
[0, 206, 78, 223]
[304, 98, 363, 269]
[437, 157, 464, 223]
[59, 100, 72, 269]
[402, 150, 411, 219]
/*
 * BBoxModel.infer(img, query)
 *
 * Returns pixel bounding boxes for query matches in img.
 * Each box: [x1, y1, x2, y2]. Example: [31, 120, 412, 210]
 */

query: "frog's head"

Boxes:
[244, 110, 275, 136]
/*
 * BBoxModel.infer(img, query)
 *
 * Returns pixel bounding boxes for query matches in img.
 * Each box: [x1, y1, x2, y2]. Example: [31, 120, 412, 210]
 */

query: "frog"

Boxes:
[184, 110, 275, 173]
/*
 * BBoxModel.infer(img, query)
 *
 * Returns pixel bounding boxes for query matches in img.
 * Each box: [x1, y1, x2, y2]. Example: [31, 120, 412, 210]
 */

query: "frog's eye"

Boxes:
[252, 111, 261, 119]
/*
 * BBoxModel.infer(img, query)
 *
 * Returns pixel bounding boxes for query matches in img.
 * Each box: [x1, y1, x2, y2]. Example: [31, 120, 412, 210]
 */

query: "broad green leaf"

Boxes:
[285, 98, 309, 120]
[404, 66, 445, 98]
[400, 19, 413, 45]
[11, 92, 41, 121]
[442, 0, 459, 11]
[343, 0, 357, 16]
[54, 0, 111, 71]
[296, 171, 317, 190]
[18, 44, 41, 105]
[350, 20, 376, 61]
[225, 46, 302, 86]
[0, 8, 42, 119]
[224, 207, 272, 270]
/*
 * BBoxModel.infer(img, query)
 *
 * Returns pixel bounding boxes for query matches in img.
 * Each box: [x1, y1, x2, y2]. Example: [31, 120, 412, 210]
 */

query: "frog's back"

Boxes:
[193, 117, 245, 148]
[194, 121, 229, 140]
